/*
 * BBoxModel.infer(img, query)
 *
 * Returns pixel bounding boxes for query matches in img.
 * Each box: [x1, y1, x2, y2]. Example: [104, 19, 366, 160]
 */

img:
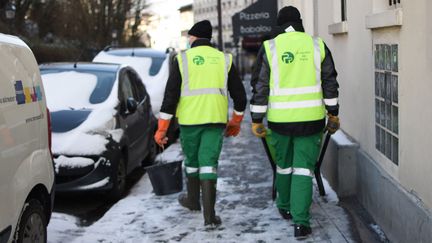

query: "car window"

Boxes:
[127, 71, 147, 102]
[149, 57, 166, 76]
[121, 72, 135, 106]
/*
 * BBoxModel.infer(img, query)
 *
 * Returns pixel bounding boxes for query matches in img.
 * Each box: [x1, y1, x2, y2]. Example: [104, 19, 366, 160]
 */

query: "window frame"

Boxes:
[374, 43, 399, 165]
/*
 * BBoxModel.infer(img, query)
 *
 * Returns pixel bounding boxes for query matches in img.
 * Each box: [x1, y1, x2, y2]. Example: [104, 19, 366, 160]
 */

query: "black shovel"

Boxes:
[260, 136, 277, 201]
[314, 132, 332, 196]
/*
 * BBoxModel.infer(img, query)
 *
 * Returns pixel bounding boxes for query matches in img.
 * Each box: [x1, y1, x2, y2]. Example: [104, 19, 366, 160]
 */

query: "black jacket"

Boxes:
[160, 39, 247, 127]
[250, 23, 339, 136]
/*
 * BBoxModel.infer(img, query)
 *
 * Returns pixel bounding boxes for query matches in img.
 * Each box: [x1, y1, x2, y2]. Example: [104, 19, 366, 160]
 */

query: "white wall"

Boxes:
[397, 0, 432, 209]
[313, 0, 432, 209]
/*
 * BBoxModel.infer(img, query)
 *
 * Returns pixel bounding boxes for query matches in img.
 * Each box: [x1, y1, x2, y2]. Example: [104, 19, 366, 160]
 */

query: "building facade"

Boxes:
[279, 0, 432, 242]
[193, 0, 258, 49]
[140, 0, 193, 50]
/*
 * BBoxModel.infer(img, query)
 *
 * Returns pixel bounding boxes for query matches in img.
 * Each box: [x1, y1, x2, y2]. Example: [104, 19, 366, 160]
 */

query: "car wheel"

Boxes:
[108, 156, 127, 200]
[14, 199, 47, 243]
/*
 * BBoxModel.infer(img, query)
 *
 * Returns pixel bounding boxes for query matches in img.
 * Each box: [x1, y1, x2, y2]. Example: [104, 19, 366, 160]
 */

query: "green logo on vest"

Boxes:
[193, 55, 205, 65]
[281, 52, 295, 64]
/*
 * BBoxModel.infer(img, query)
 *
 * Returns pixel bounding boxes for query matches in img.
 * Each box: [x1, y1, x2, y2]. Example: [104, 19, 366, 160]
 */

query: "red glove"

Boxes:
[154, 119, 171, 148]
[225, 111, 244, 137]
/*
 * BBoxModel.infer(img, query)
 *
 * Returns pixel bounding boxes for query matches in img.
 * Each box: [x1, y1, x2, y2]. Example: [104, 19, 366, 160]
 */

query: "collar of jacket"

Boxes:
[191, 38, 212, 48]
[276, 21, 305, 34]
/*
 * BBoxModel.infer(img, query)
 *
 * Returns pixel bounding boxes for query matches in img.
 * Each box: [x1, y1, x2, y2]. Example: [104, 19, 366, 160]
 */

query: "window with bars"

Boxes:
[374, 44, 399, 165]
[389, 0, 401, 6]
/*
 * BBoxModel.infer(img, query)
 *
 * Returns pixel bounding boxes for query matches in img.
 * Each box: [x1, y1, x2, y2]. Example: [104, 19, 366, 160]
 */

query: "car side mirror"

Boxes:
[126, 97, 138, 113]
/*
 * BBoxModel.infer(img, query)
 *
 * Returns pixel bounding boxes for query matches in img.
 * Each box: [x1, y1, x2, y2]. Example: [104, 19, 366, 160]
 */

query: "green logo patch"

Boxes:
[193, 55, 205, 65]
[281, 52, 295, 64]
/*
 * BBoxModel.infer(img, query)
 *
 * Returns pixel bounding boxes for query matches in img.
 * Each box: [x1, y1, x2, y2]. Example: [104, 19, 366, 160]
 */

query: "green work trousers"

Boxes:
[180, 126, 224, 180]
[268, 130, 322, 227]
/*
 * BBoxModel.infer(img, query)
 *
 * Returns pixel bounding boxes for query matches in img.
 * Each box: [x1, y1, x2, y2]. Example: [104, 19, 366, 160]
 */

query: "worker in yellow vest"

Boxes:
[250, 6, 340, 239]
[155, 20, 247, 228]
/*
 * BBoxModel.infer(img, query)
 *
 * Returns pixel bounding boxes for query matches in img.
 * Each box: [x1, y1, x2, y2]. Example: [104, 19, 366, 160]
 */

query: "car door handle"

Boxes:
[139, 95, 148, 107]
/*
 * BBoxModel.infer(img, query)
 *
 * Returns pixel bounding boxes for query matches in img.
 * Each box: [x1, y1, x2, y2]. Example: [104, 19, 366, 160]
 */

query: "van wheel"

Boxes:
[108, 156, 127, 200]
[15, 199, 47, 243]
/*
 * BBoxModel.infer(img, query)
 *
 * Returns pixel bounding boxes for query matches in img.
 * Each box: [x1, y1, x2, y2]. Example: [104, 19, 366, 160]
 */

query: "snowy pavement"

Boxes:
[48, 118, 357, 243]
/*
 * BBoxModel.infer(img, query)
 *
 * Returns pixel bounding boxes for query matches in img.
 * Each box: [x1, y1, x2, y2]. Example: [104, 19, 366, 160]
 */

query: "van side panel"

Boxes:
[0, 35, 54, 242]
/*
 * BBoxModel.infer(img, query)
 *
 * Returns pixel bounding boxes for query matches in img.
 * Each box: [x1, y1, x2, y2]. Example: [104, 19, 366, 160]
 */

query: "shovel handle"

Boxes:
[315, 132, 332, 196]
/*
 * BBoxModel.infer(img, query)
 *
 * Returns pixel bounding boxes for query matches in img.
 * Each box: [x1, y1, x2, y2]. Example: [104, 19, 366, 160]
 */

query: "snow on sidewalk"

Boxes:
[48, 121, 356, 243]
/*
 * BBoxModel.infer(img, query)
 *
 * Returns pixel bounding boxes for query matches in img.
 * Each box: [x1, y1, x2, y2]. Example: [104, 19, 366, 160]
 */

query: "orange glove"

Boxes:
[326, 114, 340, 134]
[251, 123, 266, 138]
[154, 119, 171, 148]
[225, 111, 244, 137]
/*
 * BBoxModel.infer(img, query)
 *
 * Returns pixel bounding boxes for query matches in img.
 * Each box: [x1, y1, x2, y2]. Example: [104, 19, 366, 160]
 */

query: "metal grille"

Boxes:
[374, 44, 399, 165]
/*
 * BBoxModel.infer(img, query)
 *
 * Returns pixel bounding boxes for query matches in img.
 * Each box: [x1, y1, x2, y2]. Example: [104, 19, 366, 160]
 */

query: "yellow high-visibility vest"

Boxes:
[264, 32, 326, 123]
[176, 46, 232, 125]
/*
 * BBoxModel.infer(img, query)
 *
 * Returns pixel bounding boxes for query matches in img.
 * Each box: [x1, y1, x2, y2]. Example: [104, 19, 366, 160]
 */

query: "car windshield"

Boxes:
[41, 69, 117, 111]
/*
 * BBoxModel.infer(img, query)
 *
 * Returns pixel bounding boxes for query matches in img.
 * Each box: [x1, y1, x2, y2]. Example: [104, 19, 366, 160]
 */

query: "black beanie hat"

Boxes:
[188, 20, 212, 39]
[277, 6, 302, 26]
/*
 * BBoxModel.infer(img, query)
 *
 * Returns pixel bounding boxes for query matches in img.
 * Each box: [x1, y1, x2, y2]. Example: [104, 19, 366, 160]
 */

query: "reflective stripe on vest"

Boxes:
[265, 33, 326, 123]
[180, 51, 230, 97]
[176, 47, 231, 125]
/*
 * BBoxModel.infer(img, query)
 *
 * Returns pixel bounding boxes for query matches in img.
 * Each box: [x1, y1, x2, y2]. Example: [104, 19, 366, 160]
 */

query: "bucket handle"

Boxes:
[157, 146, 165, 164]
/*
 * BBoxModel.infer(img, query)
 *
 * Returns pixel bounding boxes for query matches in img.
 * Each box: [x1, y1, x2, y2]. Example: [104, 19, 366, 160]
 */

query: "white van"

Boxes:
[0, 34, 54, 243]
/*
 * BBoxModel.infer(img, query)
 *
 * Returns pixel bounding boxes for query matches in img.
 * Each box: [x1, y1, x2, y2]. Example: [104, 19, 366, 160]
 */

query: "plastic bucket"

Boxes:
[146, 160, 183, 196]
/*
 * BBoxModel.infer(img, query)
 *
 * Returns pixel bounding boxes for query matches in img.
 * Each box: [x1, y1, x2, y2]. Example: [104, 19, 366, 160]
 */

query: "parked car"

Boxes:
[0, 34, 54, 243]
[39, 62, 157, 199]
[93, 48, 179, 143]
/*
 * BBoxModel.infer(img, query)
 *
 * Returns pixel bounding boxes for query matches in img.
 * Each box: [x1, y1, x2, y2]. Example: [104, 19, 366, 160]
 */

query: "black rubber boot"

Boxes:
[294, 224, 312, 239]
[201, 180, 221, 227]
[278, 208, 292, 220]
[178, 177, 201, 211]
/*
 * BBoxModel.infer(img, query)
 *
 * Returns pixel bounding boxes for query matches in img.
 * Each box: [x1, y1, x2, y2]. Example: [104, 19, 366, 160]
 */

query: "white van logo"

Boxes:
[14, 80, 43, 105]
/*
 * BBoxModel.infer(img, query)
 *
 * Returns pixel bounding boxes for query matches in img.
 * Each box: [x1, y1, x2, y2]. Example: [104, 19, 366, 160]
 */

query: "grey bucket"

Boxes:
[146, 160, 183, 196]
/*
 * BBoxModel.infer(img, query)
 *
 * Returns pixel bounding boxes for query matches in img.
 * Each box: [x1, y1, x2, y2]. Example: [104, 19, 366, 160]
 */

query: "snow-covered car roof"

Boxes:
[93, 49, 170, 118]
[97, 48, 167, 76]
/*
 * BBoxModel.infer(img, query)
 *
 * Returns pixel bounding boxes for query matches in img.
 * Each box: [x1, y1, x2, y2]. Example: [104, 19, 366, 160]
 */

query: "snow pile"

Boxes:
[50, 108, 118, 156]
[41, 71, 120, 156]
[77, 177, 110, 190]
[48, 213, 82, 243]
[93, 52, 169, 117]
[370, 224, 388, 242]
[313, 175, 340, 203]
[54, 156, 94, 173]
[332, 130, 356, 146]
[155, 142, 184, 163]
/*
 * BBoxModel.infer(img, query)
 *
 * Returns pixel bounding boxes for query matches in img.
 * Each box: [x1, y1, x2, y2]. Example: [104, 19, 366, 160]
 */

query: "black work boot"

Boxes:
[178, 177, 201, 211]
[294, 224, 312, 240]
[278, 208, 292, 220]
[201, 180, 221, 227]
